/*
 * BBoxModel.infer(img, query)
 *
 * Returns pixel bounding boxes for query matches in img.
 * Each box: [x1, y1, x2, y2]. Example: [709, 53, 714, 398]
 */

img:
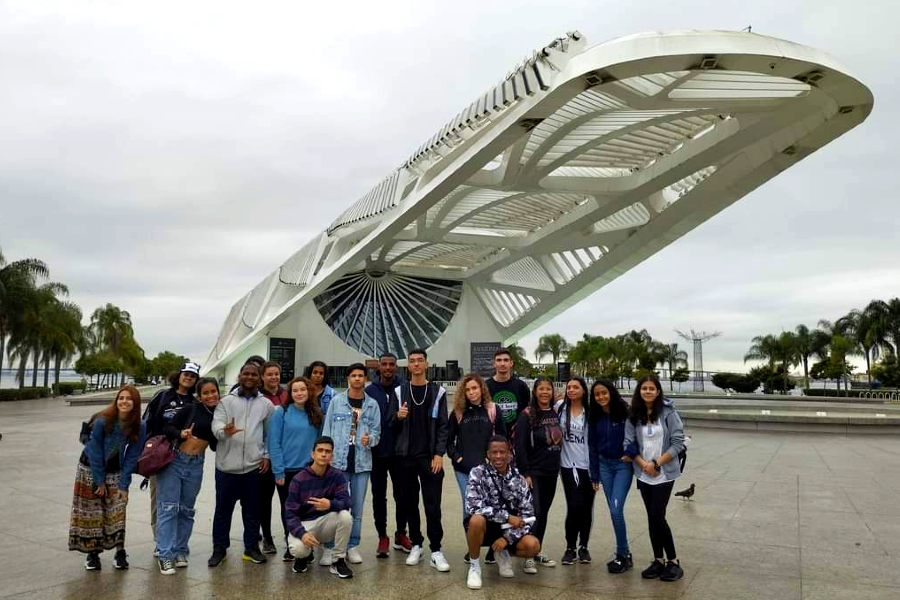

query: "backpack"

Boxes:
[79, 413, 100, 445]
[136, 435, 175, 478]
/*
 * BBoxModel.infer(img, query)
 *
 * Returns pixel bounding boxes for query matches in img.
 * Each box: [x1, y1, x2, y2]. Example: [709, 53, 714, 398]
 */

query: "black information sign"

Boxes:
[445, 360, 460, 381]
[470, 342, 501, 378]
[269, 338, 296, 383]
[557, 362, 571, 383]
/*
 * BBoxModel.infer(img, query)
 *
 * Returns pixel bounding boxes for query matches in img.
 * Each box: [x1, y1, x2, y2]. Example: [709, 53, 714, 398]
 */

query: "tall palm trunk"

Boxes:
[0, 332, 5, 387]
[43, 354, 50, 388]
[17, 352, 27, 388]
[31, 344, 40, 387]
[54, 355, 62, 388]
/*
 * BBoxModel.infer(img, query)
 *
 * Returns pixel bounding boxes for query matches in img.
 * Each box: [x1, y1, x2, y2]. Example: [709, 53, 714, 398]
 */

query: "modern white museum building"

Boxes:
[202, 29, 872, 384]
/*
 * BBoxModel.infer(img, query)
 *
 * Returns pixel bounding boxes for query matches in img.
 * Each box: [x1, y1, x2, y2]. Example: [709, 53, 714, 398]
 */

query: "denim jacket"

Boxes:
[85, 416, 146, 491]
[322, 392, 381, 473]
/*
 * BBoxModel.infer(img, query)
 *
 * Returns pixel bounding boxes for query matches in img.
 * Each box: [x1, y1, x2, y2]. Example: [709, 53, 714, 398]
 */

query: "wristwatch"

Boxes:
[651, 459, 661, 471]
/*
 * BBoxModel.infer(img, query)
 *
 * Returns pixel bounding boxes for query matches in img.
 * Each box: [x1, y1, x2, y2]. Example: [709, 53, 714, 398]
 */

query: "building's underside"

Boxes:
[204, 29, 872, 380]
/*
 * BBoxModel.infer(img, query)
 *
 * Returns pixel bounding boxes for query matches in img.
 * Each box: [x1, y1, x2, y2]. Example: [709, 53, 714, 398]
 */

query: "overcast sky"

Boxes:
[1, 0, 895, 373]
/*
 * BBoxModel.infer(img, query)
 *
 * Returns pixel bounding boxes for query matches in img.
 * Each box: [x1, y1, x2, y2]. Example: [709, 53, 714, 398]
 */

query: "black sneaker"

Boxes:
[208, 546, 227, 567]
[607, 553, 633, 574]
[660, 560, 684, 582]
[158, 557, 176, 575]
[484, 549, 496, 564]
[641, 559, 665, 579]
[577, 547, 591, 564]
[113, 549, 129, 570]
[262, 538, 277, 555]
[330, 557, 353, 579]
[84, 552, 101, 571]
[561, 548, 577, 565]
[283, 549, 294, 562]
[292, 556, 309, 573]
[242, 546, 267, 564]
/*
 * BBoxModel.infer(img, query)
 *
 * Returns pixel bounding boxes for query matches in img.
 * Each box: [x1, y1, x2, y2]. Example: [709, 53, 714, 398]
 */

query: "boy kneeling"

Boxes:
[285, 436, 354, 578]
[465, 435, 541, 589]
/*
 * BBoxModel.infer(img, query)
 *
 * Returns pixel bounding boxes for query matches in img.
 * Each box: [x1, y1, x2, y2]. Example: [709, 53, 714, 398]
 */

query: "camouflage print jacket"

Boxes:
[465, 463, 534, 544]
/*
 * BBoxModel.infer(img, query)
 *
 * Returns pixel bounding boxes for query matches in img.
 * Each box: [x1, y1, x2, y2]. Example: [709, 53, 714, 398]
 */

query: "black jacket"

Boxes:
[143, 388, 194, 438]
[448, 402, 506, 473]
[364, 374, 406, 459]
[514, 407, 562, 478]
[387, 382, 449, 458]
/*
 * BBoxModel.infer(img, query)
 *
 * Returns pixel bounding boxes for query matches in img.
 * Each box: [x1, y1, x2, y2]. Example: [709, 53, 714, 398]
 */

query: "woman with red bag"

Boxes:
[68, 385, 146, 571]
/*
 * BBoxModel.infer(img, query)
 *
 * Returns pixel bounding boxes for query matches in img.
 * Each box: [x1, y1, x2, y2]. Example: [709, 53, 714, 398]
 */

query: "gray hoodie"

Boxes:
[212, 390, 275, 474]
[623, 403, 685, 482]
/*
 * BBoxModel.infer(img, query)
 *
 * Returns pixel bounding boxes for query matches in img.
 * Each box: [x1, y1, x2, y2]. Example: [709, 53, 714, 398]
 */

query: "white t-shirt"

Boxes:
[557, 400, 589, 470]
[637, 421, 667, 485]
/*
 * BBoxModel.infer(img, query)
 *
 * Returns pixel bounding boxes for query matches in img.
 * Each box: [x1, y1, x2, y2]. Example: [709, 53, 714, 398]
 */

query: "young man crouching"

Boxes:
[284, 436, 354, 578]
[464, 435, 541, 589]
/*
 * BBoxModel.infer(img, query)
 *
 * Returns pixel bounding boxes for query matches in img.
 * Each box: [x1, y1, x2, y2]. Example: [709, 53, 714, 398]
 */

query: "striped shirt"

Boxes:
[284, 465, 351, 538]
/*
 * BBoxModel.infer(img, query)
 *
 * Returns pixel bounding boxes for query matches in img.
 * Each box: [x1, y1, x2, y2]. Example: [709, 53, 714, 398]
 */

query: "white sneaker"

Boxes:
[406, 545, 423, 566]
[537, 553, 556, 567]
[347, 547, 363, 564]
[430, 550, 450, 572]
[467, 560, 483, 589]
[318, 548, 333, 566]
[523, 558, 537, 574]
[496, 549, 514, 578]
[174, 555, 188, 568]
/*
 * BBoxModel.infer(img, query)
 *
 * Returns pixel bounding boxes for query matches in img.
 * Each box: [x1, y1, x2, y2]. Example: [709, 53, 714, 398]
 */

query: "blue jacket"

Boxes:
[322, 392, 382, 473]
[588, 412, 628, 484]
[267, 403, 322, 481]
[85, 416, 146, 491]
[318, 384, 335, 416]
[623, 403, 685, 482]
[365, 374, 405, 458]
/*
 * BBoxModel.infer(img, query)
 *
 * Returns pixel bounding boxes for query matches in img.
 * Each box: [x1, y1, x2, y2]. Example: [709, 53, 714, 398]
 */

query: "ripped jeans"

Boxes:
[596, 456, 633, 557]
[155, 450, 205, 560]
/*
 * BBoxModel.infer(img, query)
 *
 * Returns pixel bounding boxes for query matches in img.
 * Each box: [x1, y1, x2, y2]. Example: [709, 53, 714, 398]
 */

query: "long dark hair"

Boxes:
[630, 374, 664, 425]
[98, 385, 143, 443]
[287, 376, 324, 428]
[167, 369, 198, 395]
[528, 376, 555, 429]
[589, 379, 628, 423]
[562, 377, 590, 439]
[304, 361, 330, 388]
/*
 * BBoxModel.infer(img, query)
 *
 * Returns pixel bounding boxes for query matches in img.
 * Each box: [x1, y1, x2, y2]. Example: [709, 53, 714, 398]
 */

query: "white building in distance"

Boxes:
[203, 29, 873, 384]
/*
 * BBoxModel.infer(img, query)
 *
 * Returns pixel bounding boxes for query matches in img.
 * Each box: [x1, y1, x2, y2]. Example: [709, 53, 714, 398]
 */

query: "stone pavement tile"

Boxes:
[801, 579, 900, 600]
[681, 566, 801, 600]
[731, 504, 798, 523]
[553, 589, 674, 600]
[861, 514, 900, 556]
[665, 499, 740, 523]
[801, 546, 900, 588]
[847, 491, 900, 516]
[798, 486, 857, 513]
[799, 509, 882, 554]
[722, 517, 799, 548]
[568, 565, 693, 597]
[3, 567, 209, 600]
[675, 537, 800, 578]
[0, 541, 128, 598]
[426, 579, 571, 600]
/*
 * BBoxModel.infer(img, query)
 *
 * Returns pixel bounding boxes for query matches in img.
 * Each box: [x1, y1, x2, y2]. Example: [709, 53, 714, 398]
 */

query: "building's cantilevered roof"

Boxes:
[205, 29, 873, 370]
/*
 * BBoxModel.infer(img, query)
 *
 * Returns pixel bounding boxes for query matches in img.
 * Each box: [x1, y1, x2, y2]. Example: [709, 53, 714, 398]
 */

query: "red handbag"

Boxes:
[136, 435, 175, 477]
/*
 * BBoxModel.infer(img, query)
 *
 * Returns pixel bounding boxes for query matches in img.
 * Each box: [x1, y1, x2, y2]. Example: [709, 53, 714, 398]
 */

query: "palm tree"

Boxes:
[42, 301, 85, 389]
[536, 333, 569, 365]
[0, 248, 49, 387]
[659, 343, 688, 391]
[840, 308, 888, 387]
[794, 324, 830, 389]
[744, 332, 800, 393]
[7, 282, 69, 388]
[90, 303, 135, 386]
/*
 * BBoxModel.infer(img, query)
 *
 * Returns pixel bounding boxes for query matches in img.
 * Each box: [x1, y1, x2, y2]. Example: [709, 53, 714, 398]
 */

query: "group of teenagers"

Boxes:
[67, 346, 687, 588]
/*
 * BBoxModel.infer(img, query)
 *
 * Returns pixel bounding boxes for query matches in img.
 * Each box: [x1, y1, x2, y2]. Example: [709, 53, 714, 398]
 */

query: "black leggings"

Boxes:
[560, 467, 595, 549]
[637, 480, 676, 560]
[530, 473, 558, 543]
[257, 470, 276, 542]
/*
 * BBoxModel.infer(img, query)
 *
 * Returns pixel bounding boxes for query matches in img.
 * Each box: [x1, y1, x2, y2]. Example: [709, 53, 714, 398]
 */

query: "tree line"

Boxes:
[0, 245, 188, 392]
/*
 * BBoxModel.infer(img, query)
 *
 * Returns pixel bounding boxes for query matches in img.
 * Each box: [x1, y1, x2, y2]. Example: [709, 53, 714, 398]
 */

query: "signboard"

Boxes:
[470, 342, 501, 378]
[268, 338, 296, 383]
[557, 361, 571, 383]
[445, 360, 460, 381]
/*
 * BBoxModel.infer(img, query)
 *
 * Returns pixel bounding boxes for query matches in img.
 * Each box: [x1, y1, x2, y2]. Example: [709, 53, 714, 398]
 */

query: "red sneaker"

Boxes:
[393, 533, 413, 553]
[377, 536, 390, 558]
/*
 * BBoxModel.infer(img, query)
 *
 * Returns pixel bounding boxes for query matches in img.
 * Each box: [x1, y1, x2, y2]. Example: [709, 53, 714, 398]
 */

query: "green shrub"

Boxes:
[52, 381, 88, 395]
[0, 387, 52, 401]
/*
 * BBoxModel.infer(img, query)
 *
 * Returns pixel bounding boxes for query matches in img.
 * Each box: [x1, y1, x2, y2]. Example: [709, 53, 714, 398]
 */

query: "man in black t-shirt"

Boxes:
[387, 349, 450, 573]
[486, 348, 531, 432]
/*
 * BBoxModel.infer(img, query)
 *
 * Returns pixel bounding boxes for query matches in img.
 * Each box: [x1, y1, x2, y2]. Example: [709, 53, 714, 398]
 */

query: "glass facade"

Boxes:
[313, 270, 463, 359]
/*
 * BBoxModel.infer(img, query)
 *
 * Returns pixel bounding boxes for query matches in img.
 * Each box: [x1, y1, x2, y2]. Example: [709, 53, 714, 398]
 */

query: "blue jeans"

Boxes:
[597, 456, 633, 556]
[155, 450, 205, 559]
[327, 471, 370, 550]
[455, 470, 469, 526]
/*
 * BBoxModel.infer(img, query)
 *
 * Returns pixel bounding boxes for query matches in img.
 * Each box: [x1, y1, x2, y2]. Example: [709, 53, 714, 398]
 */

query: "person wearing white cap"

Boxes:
[142, 361, 200, 548]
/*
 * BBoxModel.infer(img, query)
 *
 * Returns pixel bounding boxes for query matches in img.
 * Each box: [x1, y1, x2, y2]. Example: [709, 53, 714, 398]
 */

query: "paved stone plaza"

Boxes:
[2, 397, 900, 599]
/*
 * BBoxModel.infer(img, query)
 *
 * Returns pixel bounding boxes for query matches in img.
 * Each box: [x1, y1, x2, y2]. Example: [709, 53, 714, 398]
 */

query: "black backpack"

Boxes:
[79, 413, 100, 445]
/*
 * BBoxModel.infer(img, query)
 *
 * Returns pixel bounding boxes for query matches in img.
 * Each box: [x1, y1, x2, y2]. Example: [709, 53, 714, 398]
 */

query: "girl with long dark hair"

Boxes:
[588, 379, 634, 574]
[514, 376, 562, 574]
[269, 376, 324, 562]
[556, 377, 595, 565]
[624, 374, 685, 582]
[69, 385, 145, 571]
[305, 361, 334, 415]
[154, 377, 221, 574]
